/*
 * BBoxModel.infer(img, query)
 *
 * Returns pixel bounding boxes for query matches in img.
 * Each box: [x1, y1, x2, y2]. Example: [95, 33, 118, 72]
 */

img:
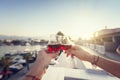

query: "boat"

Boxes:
[8, 63, 24, 73]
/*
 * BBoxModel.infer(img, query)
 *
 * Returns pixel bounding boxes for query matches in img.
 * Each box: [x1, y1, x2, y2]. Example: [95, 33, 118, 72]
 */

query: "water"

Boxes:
[0, 45, 42, 57]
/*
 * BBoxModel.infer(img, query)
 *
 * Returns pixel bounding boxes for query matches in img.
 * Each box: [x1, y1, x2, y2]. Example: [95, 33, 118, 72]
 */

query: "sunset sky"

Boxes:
[0, 0, 120, 40]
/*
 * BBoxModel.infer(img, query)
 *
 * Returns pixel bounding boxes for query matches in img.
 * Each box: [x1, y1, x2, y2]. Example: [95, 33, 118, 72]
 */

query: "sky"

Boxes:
[0, 0, 120, 40]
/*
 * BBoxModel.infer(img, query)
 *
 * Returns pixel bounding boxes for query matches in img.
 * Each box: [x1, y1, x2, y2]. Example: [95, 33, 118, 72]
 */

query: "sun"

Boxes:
[80, 33, 93, 40]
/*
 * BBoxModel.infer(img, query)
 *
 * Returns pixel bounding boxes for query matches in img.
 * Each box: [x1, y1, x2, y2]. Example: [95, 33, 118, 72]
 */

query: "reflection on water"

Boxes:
[0, 45, 42, 57]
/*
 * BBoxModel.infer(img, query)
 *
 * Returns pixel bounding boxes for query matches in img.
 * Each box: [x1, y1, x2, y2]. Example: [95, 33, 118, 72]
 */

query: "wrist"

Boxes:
[23, 60, 46, 80]
[86, 54, 94, 63]
[87, 55, 100, 68]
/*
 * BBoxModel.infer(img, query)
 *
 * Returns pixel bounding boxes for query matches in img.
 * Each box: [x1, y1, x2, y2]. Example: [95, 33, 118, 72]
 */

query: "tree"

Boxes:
[1, 56, 12, 79]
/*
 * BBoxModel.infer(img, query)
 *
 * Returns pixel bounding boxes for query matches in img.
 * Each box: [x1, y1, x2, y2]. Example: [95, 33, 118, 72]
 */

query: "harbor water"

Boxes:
[0, 45, 42, 57]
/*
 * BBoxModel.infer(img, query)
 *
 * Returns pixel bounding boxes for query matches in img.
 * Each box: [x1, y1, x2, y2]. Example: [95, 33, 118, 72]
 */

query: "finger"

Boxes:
[66, 53, 70, 57]
[71, 54, 74, 58]
[51, 53, 57, 58]
[67, 51, 72, 57]
[65, 51, 67, 54]
[65, 49, 71, 53]
[65, 50, 69, 54]
[65, 50, 70, 56]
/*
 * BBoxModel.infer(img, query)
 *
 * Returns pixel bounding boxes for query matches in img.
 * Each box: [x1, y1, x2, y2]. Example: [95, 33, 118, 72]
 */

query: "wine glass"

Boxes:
[47, 34, 61, 53]
[61, 36, 73, 51]
[60, 36, 75, 59]
[47, 34, 61, 65]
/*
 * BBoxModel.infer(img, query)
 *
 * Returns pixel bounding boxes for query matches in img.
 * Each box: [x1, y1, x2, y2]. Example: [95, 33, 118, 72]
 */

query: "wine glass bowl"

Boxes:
[47, 34, 61, 53]
[47, 44, 61, 53]
[60, 36, 72, 50]
[61, 44, 72, 50]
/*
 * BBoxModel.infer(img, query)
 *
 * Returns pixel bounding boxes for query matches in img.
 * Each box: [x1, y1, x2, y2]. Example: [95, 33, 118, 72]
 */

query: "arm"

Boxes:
[95, 56, 120, 78]
[23, 50, 57, 80]
[65, 45, 120, 78]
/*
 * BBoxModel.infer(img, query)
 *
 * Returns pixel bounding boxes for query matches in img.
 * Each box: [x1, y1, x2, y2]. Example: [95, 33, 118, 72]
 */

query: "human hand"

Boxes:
[23, 50, 57, 80]
[36, 50, 57, 65]
[65, 45, 93, 62]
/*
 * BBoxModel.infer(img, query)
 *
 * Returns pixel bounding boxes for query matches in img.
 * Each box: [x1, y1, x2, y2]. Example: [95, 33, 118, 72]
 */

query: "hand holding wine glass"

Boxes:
[47, 34, 62, 65]
[61, 36, 75, 58]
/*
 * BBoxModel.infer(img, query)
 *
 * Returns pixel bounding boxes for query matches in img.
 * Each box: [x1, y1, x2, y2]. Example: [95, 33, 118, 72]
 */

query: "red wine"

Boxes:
[61, 44, 72, 50]
[47, 44, 61, 53]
